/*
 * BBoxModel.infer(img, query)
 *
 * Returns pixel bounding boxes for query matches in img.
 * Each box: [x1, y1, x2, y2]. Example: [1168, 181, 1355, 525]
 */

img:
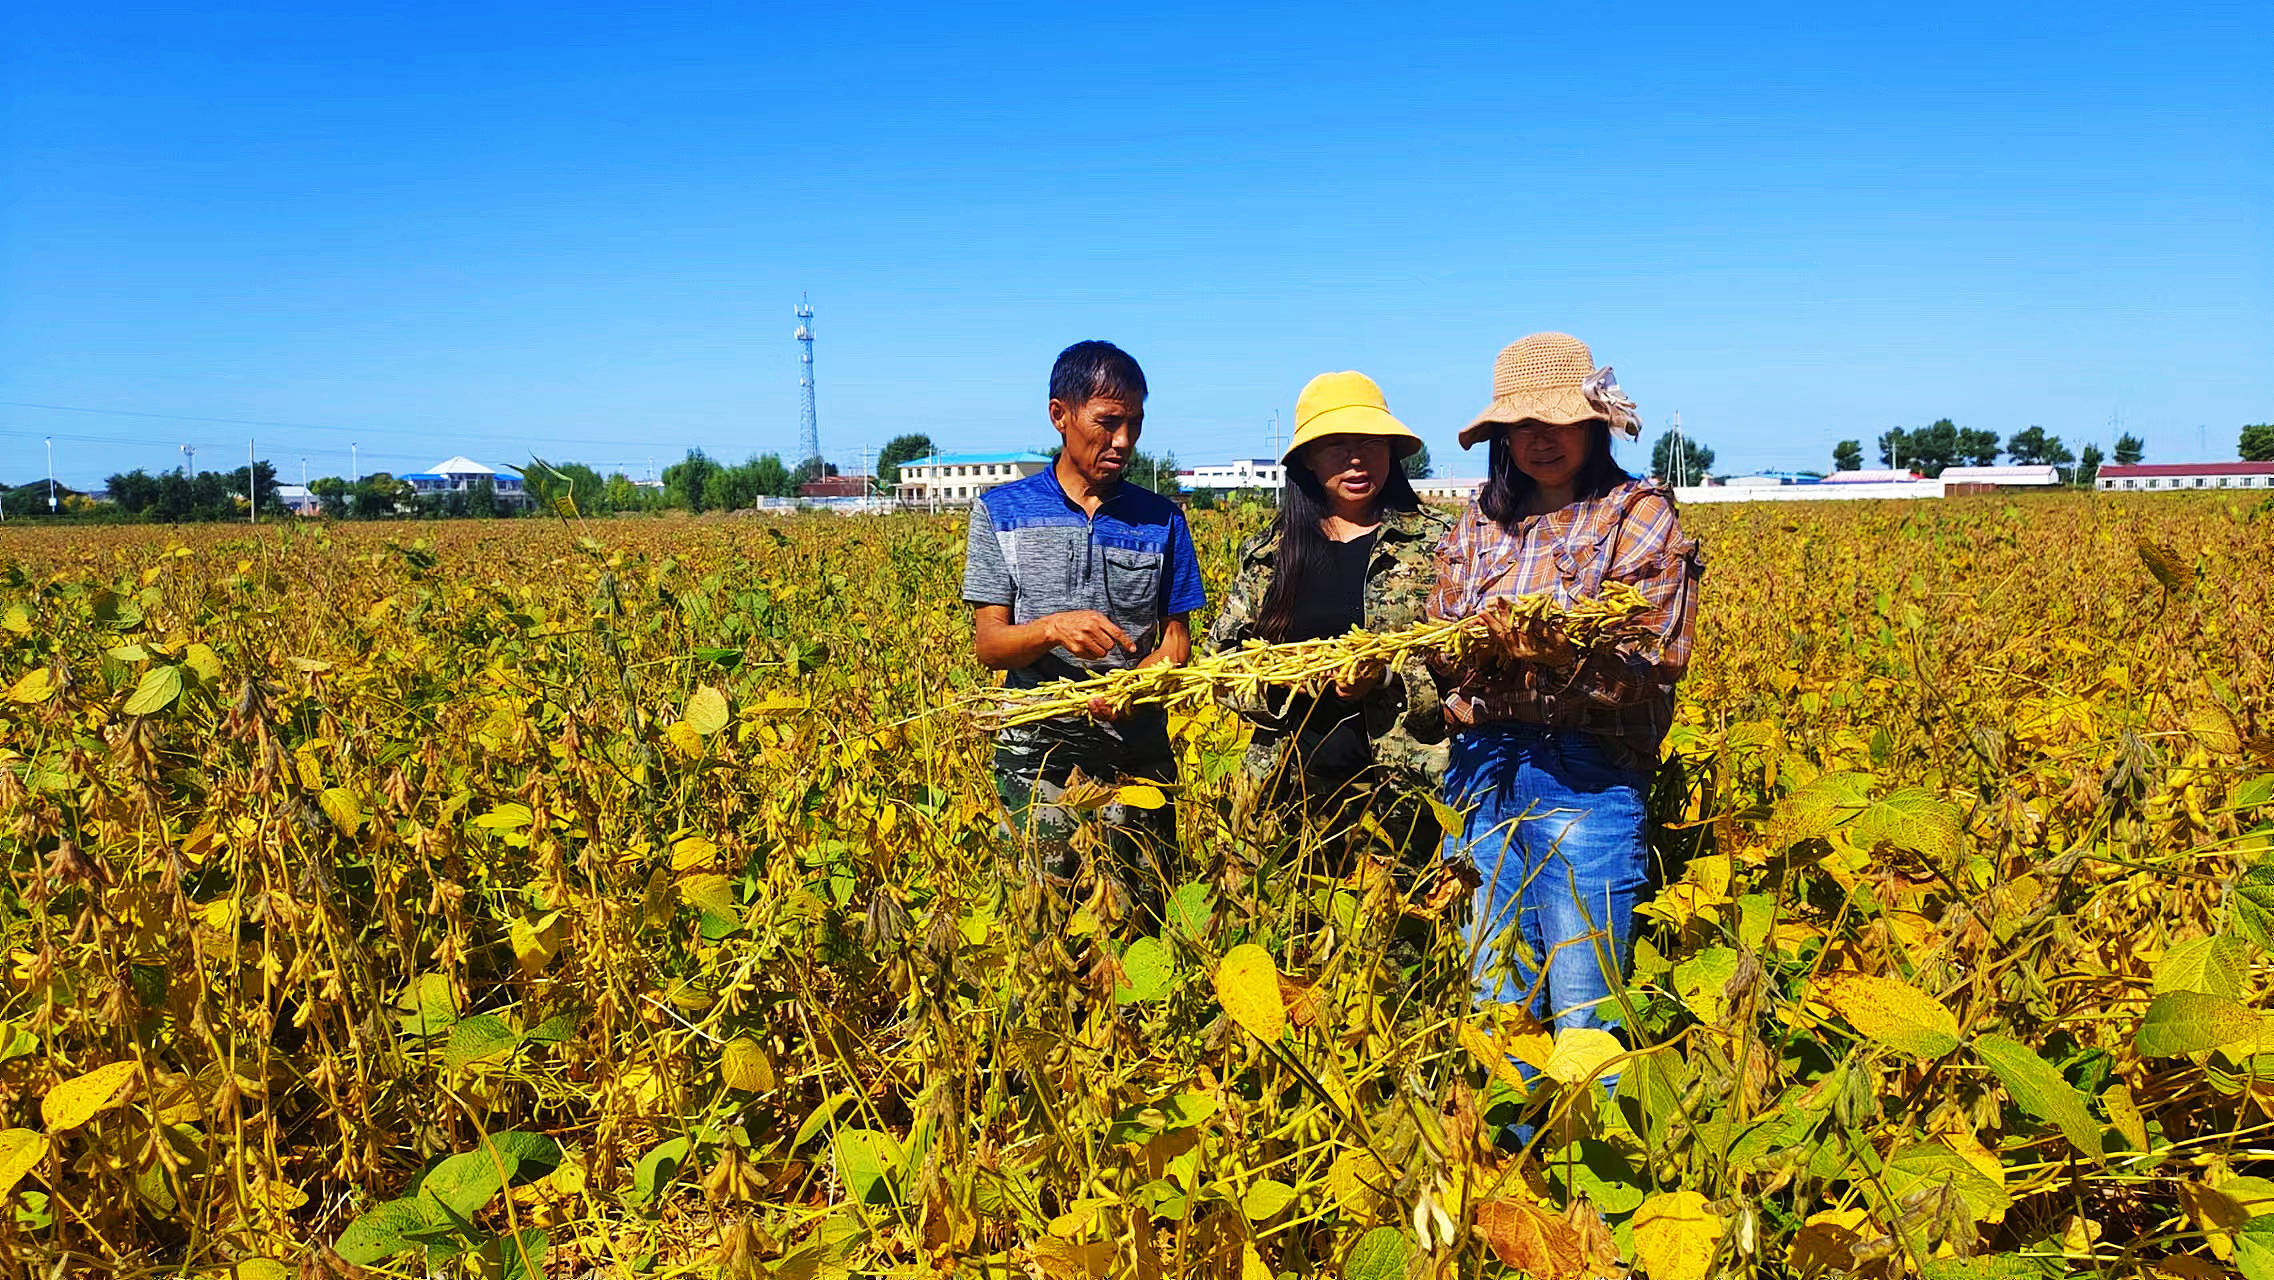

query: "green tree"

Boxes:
[1402, 443, 1432, 479]
[662, 450, 719, 512]
[1879, 420, 1993, 477]
[357, 474, 412, 518]
[1956, 424, 2001, 468]
[516, 457, 598, 514]
[465, 475, 499, 517]
[747, 453, 793, 498]
[1832, 439, 1863, 472]
[105, 469, 163, 514]
[310, 476, 352, 519]
[603, 473, 644, 512]
[2, 480, 78, 518]
[2075, 442, 2104, 488]
[876, 434, 935, 488]
[222, 460, 278, 515]
[2240, 424, 2274, 463]
[789, 457, 840, 492]
[2114, 433, 2145, 466]
[1130, 449, 1181, 495]
[1650, 429, 1715, 484]
[2005, 426, 2056, 465]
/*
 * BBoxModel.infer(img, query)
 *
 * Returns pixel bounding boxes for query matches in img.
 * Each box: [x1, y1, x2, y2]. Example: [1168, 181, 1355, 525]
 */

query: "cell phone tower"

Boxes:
[794, 294, 821, 467]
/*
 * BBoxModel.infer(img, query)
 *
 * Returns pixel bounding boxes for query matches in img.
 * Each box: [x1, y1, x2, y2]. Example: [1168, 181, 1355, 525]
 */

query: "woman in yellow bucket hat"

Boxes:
[1206, 371, 1452, 861]
[1426, 333, 1704, 1041]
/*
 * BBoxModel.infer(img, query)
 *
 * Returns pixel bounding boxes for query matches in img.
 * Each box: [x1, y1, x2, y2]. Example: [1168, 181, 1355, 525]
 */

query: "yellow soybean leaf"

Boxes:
[507, 911, 564, 978]
[685, 685, 729, 737]
[0, 1128, 49, 1196]
[0, 605, 30, 635]
[1632, 1189, 1724, 1280]
[670, 835, 720, 870]
[663, 720, 706, 761]
[6, 668, 54, 705]
[1459, 1021, 1530, 1090]
[720, 1037, 776, 1092]
[319, 788, 364, 837]
[1542, 1028, 1626, 1085]
[1240, 1243, 1272, 1280]
[42, 1060, 139, 1132]
[1330, 1148, 1392, 1217]
[1215, 944, 1286, 1042]
[1818, 971, 1961, 1058]
[183, 643, 224, 685]
[1114, 783, 1167, 810]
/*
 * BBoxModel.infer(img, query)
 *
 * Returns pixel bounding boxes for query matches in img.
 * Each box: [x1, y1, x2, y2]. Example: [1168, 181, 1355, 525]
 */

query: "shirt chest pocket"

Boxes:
[1102, 547, 1163, 631]
[1553, 535, 1611, 604]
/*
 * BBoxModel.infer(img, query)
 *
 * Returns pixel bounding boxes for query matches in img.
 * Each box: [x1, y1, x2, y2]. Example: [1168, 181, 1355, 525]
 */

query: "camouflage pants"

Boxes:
[994, 757, 1179, 933]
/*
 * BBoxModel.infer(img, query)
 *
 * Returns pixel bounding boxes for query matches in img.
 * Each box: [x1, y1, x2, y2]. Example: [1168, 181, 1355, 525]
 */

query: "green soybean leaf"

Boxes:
[1114, 936, 1176, 1004]
[833, 1128, 904, 1206]
[2137, 991, 2261, 1057]
[2233, 863, 2274, 950]
[332, 1197, 429, 1265]
[1975, 1034, 2104, 1159]
[2155, 934, 2247, 998]
[122, 664, 183, 716]
[1341, 1226, 1412, 1280]
[442, 1014, 521, 1069]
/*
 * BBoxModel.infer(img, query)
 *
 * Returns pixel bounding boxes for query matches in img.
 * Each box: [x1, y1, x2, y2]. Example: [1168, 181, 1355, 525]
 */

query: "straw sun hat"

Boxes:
[1283, 371, 1423, 466]
[1458, 332, 1643, 449]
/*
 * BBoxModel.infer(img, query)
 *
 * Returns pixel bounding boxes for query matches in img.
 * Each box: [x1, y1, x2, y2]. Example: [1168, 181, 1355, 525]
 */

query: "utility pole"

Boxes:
[351, 442, 359, 484]
[46, 437, 58, 513]
[249, 438, 257, 524]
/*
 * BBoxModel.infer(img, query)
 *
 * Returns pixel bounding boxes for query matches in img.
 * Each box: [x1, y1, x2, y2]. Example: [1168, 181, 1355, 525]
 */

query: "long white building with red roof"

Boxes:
[2096, 461, 2274, 492]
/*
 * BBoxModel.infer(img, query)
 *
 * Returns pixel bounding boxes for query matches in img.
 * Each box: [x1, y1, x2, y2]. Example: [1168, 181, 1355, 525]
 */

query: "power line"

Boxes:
[0, 398, 703, 455]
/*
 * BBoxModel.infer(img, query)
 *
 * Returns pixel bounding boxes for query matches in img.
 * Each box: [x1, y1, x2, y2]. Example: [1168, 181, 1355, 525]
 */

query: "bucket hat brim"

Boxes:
[1283, 403, 1424, 465]
[1459, 388, 1626, 449]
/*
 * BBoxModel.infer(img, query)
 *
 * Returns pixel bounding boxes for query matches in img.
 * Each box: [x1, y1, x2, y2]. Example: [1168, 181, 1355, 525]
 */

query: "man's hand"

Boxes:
[974, 604, 1135, 671]
[1045, 611, 1137, 661]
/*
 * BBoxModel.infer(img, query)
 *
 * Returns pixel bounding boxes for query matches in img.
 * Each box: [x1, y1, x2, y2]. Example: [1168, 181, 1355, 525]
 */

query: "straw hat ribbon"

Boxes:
[1459, 332, 1642, 448]
[1285, 371, 1424, 465]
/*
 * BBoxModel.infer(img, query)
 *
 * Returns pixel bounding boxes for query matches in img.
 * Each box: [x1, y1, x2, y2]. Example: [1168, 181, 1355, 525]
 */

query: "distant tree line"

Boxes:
[21, 420, 2261, 523]
[1822, 421, 2154, 486]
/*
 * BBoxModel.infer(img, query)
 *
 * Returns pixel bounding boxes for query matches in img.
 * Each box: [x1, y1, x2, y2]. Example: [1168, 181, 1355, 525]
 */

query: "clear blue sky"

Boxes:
[4, 1, 2268, 489]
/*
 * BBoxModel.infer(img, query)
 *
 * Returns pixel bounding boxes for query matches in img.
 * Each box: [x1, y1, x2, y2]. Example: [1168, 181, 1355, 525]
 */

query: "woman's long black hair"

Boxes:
[1254, 454, 1421, 641]
[1477, 420, 1632, 526]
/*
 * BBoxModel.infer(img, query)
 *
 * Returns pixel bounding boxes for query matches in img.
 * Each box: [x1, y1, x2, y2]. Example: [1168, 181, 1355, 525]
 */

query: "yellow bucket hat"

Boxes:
[1285, 371, 1423, 465]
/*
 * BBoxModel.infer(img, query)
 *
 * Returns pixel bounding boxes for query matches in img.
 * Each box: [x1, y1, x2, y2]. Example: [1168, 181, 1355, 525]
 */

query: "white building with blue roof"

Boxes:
[896, 451, 1053, 509]
[401, 456, 529, 508]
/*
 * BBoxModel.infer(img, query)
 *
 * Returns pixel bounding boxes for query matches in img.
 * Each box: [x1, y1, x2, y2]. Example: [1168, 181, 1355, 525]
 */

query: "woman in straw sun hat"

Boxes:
[1426, 333, 1703, 1037]
[1208, 371, 1452, 862]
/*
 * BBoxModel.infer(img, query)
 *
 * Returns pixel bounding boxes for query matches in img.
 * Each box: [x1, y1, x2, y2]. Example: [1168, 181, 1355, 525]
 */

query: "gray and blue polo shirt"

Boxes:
[963, 466, 1206, 773]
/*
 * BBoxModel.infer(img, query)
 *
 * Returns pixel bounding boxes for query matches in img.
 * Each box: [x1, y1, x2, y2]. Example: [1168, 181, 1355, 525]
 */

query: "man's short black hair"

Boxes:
[1049, 340, 1148, 408]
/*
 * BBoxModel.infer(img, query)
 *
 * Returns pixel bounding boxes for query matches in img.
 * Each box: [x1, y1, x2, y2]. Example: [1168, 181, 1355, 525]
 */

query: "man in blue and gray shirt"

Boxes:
[963, 340, 1205, 924]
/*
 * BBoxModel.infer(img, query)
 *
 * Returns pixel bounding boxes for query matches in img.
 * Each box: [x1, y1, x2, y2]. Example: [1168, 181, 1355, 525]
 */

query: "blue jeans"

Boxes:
[1443, 723, 1652, 1033]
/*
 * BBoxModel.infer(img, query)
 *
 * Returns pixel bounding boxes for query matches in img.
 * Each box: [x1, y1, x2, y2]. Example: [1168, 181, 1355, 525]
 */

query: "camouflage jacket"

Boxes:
[1205, 504, 1454, 783]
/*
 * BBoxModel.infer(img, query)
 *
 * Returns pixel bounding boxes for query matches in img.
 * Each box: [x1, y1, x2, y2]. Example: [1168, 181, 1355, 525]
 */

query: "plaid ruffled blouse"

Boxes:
[1426, 479, 1704, 768]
